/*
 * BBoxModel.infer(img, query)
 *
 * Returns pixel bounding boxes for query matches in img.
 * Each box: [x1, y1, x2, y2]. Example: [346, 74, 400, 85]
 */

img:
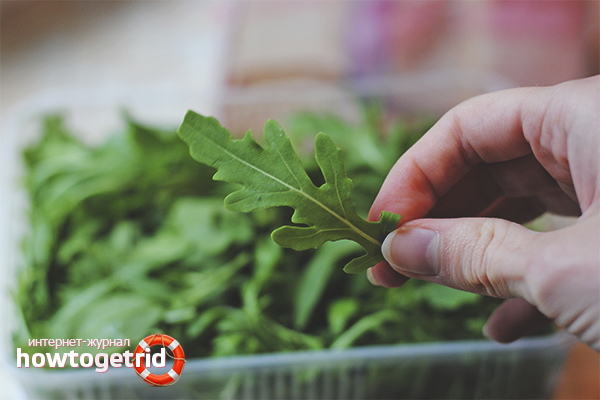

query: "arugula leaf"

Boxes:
[17, 109, 508, 364]
[294, 241, 359, 330]
[327, 297, 359, 336]
[330, 309, 400, 349]
[177, 111, 401, 273]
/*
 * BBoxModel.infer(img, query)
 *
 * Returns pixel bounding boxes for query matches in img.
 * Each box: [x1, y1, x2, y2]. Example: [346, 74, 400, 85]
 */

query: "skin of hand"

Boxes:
[367, 75, 600, 351]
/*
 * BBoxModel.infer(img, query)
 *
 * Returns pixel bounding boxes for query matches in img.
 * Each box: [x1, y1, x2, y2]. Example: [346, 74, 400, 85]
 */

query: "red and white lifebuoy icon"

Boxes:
[134, 334, 186, 386]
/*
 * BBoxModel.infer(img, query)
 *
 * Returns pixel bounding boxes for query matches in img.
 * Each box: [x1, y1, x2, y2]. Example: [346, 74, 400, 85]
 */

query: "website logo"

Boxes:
[134, 334, 186, 386]
[17, 333, 186, 387]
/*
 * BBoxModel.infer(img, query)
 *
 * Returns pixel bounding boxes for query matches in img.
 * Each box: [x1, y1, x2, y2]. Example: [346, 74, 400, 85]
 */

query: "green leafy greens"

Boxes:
[16, 107, 504, 365]
[177, 111, 401, 273]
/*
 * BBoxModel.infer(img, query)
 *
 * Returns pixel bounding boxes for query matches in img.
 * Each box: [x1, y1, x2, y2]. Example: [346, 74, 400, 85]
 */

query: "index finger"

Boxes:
[368, 87, 543, 223]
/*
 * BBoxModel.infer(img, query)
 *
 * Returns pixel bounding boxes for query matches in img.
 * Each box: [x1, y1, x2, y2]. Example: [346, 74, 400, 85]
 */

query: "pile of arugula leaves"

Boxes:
[16, 107, 502, 360]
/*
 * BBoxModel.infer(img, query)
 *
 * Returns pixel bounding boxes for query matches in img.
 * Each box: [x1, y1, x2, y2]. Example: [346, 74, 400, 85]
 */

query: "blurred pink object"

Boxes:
[381, 1, 448, 71]
[348, 1, 447, 76]
[490, 0, 590, 86]
[348, 0, 597, 86]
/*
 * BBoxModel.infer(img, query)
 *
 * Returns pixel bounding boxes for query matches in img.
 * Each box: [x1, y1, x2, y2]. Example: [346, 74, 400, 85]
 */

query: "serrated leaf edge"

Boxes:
[200, 128, 382, 247]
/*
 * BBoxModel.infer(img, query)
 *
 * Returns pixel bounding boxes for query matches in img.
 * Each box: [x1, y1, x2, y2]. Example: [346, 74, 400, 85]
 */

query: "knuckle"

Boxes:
[461, 218, 512, 297]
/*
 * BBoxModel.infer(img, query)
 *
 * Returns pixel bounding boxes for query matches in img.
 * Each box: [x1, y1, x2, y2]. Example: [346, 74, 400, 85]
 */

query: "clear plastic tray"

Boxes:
[13, 335, 573, 400]
[0, 76, 574, 399]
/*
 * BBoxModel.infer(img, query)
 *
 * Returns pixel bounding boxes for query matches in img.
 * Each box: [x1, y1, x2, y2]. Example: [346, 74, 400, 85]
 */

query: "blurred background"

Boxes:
[3, 1, 598, 127]
[1, 1, 599, 399]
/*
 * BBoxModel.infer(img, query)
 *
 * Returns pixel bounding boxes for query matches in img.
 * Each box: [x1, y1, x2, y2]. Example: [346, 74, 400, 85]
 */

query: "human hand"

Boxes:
[368, 76, 600, 351]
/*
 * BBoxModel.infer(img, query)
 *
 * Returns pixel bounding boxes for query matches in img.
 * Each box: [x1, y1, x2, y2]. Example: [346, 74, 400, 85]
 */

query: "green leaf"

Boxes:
[179, 252, 251, 307]
[294, 241, 359, 329]
[164, 198, 254, 255]
[253, 236, 283, 286]
[50, 294, 162, 343]
[420, 284, 482, 311]
[186, 306, 231, 338]
[328, 298, 359, 336]
[330, 309, 399, 349]
[177, 111, 401, 273]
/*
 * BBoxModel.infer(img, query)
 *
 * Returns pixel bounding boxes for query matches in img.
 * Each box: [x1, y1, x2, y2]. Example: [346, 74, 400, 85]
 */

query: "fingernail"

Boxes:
[366, 268, 380, 286]
[482, 322, 492, 339]
[382, 227, 440, 276]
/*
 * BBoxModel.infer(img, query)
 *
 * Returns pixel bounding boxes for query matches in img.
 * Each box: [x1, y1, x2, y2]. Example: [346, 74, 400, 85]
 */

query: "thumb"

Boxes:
[381, 218, 537, 299]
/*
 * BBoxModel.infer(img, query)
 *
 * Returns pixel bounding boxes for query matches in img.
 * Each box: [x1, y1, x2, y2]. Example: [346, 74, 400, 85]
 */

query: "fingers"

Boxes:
[523, 216, 600, 351]
[373, 212, 600, 350]
[478, 194, 580, 224]
[367, 261, 409, 288]
[369, 87, 541, 223]
[425, 154, 581, 221]
[369, 77, 598, 225]
[367, 77, 600, 350]
[483, 298, 551, 343]
[379, 217, 537, 299]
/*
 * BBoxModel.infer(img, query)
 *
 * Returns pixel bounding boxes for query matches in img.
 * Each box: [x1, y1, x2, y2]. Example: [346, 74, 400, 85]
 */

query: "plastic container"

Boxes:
[13, 335, 573, 400]
[0, 76, 574, 399]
